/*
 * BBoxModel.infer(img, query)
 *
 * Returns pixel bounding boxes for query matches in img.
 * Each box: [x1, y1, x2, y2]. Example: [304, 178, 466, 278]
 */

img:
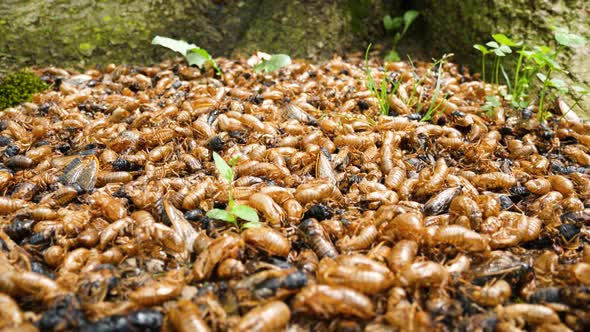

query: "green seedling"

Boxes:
[364, 44, 400, 116]
[473, 44, 490, 82]
[421, 54, 452, 122]
[206, 152, 261, 230]
[152, 36, 222, 76]
[253, 54, 292, 74]
[475, 34, 520, 87]
[383, 10, 419, 62]
[537, 28, 586, 120]
[406, 55, 426, 110]
[473, 28, 586, 121]
[481, 95, 501, 116]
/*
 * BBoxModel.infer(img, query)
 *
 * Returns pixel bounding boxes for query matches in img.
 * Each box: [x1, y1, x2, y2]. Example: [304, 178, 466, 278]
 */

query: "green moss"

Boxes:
[0, 71, 48, 110]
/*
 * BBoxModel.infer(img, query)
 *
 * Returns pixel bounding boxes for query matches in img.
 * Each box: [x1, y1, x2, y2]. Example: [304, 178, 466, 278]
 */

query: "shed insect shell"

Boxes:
[248, 193, 286, 227]
[0, 197, 28, 215]
[562, 145, 590, 166]
[216, 258, 245, 279]
[62, 209, 91, 236]
[242, 226, 291, 256]
[449, 195, 483, 230]
[61, 247, 91, 272]
[337, 224, 378, 251]
[0, 292, 24, 328]
[385, 167, 406, 191]
[293, 284, 375, 319]
[152, 223, 184, 253]
[415, 158, 448, 198]
[476, 195, 501, 219]
[473, 172, 516, 190]
[43, 245, 65, 267]
[182, 179, 212, 210]
[318, 255, 395, 294]
[470, 280, 512, 306]
[129, 279, 182, 306]
[97, 171, 133, 186]
[383, 212, 424, 241]
[168, 300, 211, 332]
[316, 150, 336, 184]
[525, 178, 552, 195]
[99, 217, 131, 250]
[423, 186, 462, 216]
[0, 171, 13, 192]
[388, 240, 418, 271]
[235, 301, 291, 332]
[163, 200, 198, 254]
[39, 185, 79, 207]
[400, 261, 449, 287]
[91, 192, 127, 222]
[193, 234, 245, 281]
[548, 175, 575, 196]
[295, 181, 338, 205]
[11, 271, 62, 302]
[497, 304, 560, 325]
[299, 218, 338, 259]
[572, 262, 590, 286]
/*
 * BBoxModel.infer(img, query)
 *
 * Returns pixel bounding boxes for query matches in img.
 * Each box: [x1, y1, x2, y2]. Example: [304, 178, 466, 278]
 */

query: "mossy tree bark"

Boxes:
[0, 0, 397, 73]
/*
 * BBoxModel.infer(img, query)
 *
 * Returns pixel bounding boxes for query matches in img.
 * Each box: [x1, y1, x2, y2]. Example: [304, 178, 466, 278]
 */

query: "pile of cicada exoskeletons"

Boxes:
[0, 52, 589, 332]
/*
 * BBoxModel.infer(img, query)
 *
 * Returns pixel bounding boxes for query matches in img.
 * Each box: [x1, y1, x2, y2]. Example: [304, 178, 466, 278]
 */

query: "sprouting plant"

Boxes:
[481, 95, 501, 116]
[473, 28, 586, 121]
[383, 10, 419, 62]
[253, 54, 292, 73]
[364, 44, 400, 116]
[421, 54, 452, 122]
[474, 34, 521, 87]
[206, 152, 261, 230]
[472, 44, 490, 83]
[152, 36, 222, 76]
[406, 55, 426, 110]
[536, 28, 586, 120]
[490, 35, 520, 86]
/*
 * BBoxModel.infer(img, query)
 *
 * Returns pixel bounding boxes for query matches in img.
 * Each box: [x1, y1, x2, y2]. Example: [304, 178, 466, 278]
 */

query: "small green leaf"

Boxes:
[498, 45, 512, 54]
[253, 54, 292, 73]
[241, 221, 262, 230]
[473, 44, 488, 54]
[383, 15, 394, 30]
[186, 49, 209, 68]
[187, 48, 222, 75]
[536, 72, 547, 82]
[554, 30, 587, 48]
[486, 41, 500, 48]
[206, 208, 236, 223]
[385, 50, 401, 62]
[213, 152, 234, 183]
[492, 34, 520, 47]
[229, 155, 240, 167]
[485, 95, 500, 106]
[549, 78, 568, 92]
[231, 205, 259, 223]
[152, 36, 197, 56]
[403, 10, 419, 27]
[494, 49, 506, 57]
[384, 16, 403, 31]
